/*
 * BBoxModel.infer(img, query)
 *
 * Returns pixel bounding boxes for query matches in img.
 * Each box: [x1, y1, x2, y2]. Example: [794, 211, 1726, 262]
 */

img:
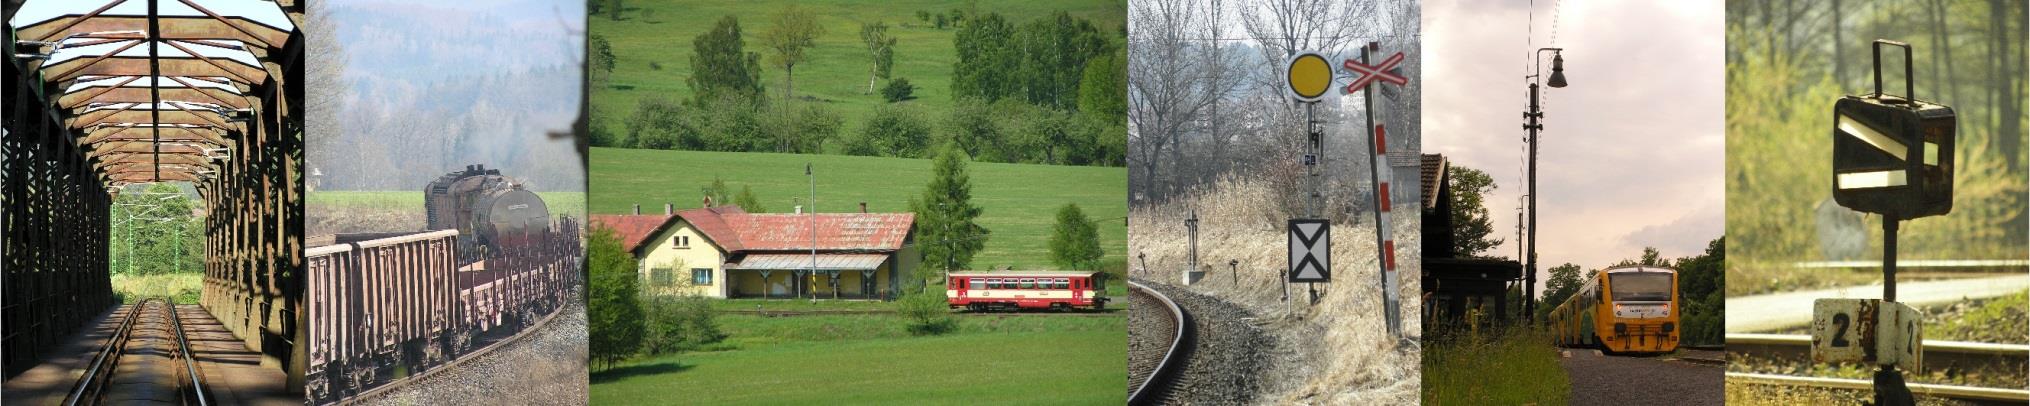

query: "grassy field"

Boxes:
[308, 191, 588, 219]
[590, 148, 1126, 269]
[110, 272, 202, 304]
[591, 314, 1126, 404]
[1422, 328, 1571, 405]
[589, 0, 1126, 133]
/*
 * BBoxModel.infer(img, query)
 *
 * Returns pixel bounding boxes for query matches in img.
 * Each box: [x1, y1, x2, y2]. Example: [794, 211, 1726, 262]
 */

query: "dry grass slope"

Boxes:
[1129, 176, 1421, 403]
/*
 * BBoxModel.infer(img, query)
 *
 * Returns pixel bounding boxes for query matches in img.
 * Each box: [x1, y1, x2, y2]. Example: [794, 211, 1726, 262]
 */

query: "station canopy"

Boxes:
[8, 0, 298, 193]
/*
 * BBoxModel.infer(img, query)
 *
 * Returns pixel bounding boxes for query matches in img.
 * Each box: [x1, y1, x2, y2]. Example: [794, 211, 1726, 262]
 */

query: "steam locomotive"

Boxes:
[424, 164, 552, 262]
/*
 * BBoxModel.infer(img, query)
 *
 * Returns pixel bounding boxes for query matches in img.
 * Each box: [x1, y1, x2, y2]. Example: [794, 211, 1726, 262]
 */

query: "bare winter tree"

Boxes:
[1127, 0, 1220, 204]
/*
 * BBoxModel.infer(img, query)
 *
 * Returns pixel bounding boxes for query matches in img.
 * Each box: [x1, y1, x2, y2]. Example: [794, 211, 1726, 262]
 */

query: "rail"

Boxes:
[1727, 333, 2030, 403]
[165, 300, 209, 406]
[1127, 281, 1191, 406]
[64, 299, 146, 405]
[1728, 372, 2029, 403]
[1727, 333, 2027, 372]
[63, 298, 208, 406]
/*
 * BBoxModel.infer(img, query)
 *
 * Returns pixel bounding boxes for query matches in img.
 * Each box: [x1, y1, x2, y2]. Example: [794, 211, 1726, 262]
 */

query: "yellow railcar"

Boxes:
[1549, 266, 1680, 353]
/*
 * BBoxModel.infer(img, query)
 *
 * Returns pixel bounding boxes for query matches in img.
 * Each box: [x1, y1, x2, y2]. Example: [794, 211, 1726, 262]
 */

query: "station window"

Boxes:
[651, 268, 674, 287]
[673, 235, 691, 248]
[692, 268, 712, 285]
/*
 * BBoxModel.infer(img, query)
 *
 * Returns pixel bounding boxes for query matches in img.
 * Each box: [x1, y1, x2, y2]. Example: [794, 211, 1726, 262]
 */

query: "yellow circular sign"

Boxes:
[1287, 53, 1332, 101]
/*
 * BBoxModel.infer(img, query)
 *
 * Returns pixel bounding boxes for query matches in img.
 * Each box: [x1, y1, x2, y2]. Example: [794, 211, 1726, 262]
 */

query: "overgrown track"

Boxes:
[1728, 333, 2030, 403]
[1128, 281, 1189, 405]
[66, 298, 209, 406]
[338, 304, 570, 406]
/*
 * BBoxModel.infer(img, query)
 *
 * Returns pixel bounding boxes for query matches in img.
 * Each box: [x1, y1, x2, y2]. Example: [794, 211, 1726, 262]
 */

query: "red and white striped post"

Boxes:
[1349, 41, 1407, 338]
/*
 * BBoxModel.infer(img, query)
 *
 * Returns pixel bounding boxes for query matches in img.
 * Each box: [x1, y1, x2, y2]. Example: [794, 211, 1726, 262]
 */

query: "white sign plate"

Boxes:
[1288, 219, 1330, 282]
[1811, 298, 1923, 371]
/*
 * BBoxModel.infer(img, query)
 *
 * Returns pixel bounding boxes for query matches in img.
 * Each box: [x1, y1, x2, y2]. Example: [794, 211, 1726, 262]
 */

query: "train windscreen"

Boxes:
[1608, 273, 1672, 302]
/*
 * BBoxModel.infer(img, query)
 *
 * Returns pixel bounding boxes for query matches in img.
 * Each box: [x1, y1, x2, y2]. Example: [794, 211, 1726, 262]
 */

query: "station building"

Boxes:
[591, 200, 918, 299]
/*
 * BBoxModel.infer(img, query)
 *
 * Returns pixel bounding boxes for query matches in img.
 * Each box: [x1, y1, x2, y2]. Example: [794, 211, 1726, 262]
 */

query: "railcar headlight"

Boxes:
[1614, 323, 1627, 334]
[1661, 322, 1674, 333]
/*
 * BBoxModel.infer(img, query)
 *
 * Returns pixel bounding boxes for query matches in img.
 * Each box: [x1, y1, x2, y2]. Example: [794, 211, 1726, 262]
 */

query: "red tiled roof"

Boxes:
[676, 206, 915, 253]
[590, 213, 677, 254]
[729, 213, 916, 251]
[675, 205, 749, 252]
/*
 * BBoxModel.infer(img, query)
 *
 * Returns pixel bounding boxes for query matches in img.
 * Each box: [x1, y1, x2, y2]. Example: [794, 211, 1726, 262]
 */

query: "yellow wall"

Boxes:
[634, 222, 920, 300]
[638, 220, 728, 298]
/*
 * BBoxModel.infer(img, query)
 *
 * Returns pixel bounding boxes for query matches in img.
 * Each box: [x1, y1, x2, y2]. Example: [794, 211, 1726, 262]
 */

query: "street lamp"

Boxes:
[1523, 47, 1567, 323]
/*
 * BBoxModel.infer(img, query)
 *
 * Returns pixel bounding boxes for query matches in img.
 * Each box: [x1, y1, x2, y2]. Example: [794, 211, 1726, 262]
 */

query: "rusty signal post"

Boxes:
[1813, 39, 1955, 406]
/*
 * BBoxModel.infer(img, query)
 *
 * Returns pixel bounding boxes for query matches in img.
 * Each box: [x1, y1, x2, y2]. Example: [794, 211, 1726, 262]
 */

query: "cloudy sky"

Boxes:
[1423, 0, 1723, 285]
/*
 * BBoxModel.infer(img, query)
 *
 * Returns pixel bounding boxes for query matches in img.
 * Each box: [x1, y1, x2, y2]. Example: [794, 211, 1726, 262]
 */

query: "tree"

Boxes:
[1538, 263, 1585, 320]
[860, 22, 897, 94]
[850, 104, 932, 158]
[1015, 12, 1111, 110]
[689, 16, 765, 105]
[1076, 50, 1127, 119]
[1048, 203, 1103, 271]
[110, 183, 200, 276]
[911, 145, 991, 281]
[762, 5, 825, 105]
[589, 34, 616, 87]
[1447, 166, 1503, 258]
[586, 225, 644, 370]
[941, 97, 998, 160]
[881, 78, 917, 103]
[951, 12, 1015, 102]
[703, 177, 733, 206]
[734, 185, 767, 213]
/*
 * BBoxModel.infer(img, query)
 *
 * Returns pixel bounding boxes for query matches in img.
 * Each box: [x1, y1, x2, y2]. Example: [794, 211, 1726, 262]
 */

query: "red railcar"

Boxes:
[946, 271, 1108, 311]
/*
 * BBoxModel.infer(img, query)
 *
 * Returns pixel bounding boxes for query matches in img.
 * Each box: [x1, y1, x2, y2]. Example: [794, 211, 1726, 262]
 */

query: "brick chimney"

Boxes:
[859, 202, 868, 213]
[632, 204, 640, 215]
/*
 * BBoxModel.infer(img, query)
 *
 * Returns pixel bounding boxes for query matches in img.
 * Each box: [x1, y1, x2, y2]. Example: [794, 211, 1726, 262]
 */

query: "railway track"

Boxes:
[337, 303, 570, 406]
[1727, 333, 2030, 403]
[1127, 281, 1190, 406]
[65, 298, 209, 406]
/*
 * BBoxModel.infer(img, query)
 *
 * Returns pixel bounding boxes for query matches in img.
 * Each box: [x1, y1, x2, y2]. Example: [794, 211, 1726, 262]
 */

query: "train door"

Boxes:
[1071, 277, 1084, 303]
[955, 277, 969, 299]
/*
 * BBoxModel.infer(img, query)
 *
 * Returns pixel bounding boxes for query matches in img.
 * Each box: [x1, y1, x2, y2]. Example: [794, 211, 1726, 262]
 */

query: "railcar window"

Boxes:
[1055, 279, 1069, 289]
[1608, 273, 1672, 302]
[1021, 279, 1035, 289]
[692, 268, 713, 285]
[987, 279, 1000, 289]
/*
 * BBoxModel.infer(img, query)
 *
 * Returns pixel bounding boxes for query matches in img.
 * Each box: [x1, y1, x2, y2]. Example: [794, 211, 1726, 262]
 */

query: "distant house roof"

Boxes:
[1421, 154, 1448, 210]
[676, 205, 916, 254]
[589, 213, 676, 254]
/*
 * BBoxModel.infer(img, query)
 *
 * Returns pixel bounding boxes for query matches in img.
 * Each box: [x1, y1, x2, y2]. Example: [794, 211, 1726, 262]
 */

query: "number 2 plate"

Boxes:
[1811, 298, 1923, 371]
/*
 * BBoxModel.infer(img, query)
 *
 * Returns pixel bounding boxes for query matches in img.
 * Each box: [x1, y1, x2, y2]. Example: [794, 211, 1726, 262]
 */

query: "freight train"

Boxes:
[305, 165, 580, 404]
[1548, 266, 1681, 354]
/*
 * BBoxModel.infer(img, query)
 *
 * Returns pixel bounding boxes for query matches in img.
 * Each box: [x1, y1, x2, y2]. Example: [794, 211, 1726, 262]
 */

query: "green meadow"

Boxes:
[589, 0, 1127, 132]
[590, 317, 1126, 405]
[589, 147, 1126, 270]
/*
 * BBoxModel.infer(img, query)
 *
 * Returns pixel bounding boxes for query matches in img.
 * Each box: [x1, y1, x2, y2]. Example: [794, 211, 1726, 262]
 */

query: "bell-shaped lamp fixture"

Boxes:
[1547, 53, 1569, 88]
